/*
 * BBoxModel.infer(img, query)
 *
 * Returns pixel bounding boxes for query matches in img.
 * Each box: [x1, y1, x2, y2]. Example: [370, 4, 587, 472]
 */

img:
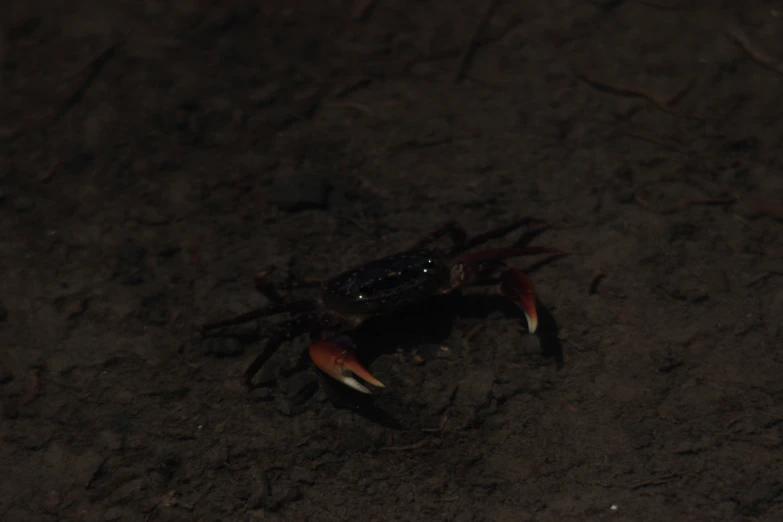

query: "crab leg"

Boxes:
[449, 247, 566, 334]
[498, 268, 539, 334]
[253, 268, 321, 303]
[408, 217, 551, 256]
[450, 246, 566, 267]
[309, 336, 385, 394]
[201, 299, 319, 332]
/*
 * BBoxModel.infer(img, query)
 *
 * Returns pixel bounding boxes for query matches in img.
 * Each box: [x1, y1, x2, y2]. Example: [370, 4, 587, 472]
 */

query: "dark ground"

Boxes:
[2, 1, 783, 520]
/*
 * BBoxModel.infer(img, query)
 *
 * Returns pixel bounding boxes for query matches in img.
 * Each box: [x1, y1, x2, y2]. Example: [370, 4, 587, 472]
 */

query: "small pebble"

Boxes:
[250, 388, 273, 402]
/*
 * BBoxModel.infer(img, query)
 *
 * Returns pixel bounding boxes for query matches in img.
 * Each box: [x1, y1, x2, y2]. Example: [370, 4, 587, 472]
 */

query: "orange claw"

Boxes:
[498, 268, 538, 334]
[309, 337, 385, 394]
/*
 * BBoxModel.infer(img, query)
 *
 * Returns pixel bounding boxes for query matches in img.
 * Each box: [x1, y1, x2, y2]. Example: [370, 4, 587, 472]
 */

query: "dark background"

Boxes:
[2, 1, 783, 520]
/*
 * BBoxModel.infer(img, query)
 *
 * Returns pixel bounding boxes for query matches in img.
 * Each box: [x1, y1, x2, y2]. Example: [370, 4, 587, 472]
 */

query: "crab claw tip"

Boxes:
[346, 357, 386, 388]
[339, 375, 373, 394]
[499, 269, 540, 334]
[525, 310, 538, 334]
[310, 338, 385, 393]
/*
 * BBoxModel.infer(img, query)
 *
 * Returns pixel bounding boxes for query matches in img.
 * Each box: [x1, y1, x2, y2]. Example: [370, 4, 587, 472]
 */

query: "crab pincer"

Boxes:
[309, 336, 385, 394]
[499, 268, 540, 334]
[448, 246, 566, 335]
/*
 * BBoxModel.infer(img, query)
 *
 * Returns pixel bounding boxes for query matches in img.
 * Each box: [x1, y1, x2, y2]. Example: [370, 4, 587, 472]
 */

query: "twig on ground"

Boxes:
[143, 506, 157, 522]
[634, 0, 683, 9]
[677, 197, 737, 210]
[464, 324, 484, 342]
[1, 40, 123, 143]
[748, 199, 783, 222]
[635, 193, 736, 214]
[352, 0, 379, 21]
[625, 132, 688, 154]
[726, 25, 783, 76]
[589, 272, 605, 295]
[571, 66, 694, 114]
[422, 412, 449, 433]
[634, 181, 736, 215]
[405, 18, 522, 72]
[340, 214, 377, 239]
[630, 474, 680, 490]
[323, 101, 376, 117]
[51, 41, 123, 125]
[453, 0, 501, 82]
[462, 323, 484, 352]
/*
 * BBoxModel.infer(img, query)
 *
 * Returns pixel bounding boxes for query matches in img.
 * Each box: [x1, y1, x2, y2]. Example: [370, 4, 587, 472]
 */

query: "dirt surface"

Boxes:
[2, 1, 783, 520]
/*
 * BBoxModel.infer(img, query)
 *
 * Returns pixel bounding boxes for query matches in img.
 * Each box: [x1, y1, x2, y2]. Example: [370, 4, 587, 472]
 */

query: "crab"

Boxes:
[201, 217, 565, 394]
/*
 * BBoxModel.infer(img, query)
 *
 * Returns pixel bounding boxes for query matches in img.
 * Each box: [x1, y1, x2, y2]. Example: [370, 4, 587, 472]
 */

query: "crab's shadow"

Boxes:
[324, 288, 563, 427]
[353, 292, 563, 366]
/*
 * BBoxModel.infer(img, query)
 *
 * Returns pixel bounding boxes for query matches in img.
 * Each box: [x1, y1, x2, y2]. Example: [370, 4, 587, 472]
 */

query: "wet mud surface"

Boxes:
[2, 1, 783, 520]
